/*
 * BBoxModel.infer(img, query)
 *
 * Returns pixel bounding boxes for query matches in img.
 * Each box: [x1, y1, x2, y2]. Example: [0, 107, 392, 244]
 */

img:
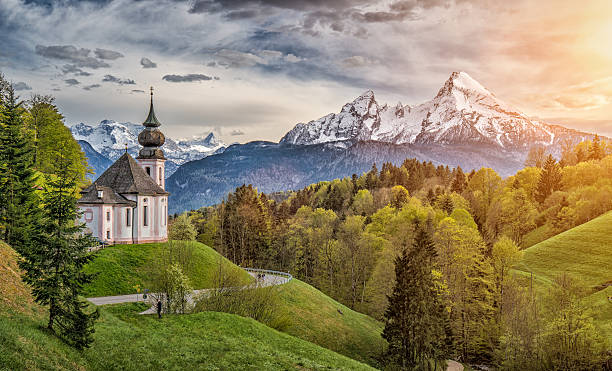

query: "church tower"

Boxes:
[137, 87, 166, 189]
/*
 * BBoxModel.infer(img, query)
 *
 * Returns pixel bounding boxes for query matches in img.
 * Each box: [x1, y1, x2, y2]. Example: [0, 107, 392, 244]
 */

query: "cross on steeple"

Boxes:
[150, 86, 154, 97]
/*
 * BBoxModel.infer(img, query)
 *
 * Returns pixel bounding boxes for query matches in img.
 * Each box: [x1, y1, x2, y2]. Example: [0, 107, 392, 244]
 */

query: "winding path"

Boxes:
[86, 268, 292, 314]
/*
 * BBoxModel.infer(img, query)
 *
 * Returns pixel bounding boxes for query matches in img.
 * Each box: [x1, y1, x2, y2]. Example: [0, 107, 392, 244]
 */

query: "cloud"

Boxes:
[230, 129, 245, 136]
[131, 89, 145, 93]
[213, 49, 265, 68]
[35, 45, 110, 69]
[94, 48, 123, 60]
[341, 55, 372, 68]
[12, 81, 31, 91]
[140, 57, 157, 68]
[102, 74, 136, 85]
[64, 78, 80, 86]
[162, 74, 219, 82]
[61, 64, 92, 76]
[83, 84, 101, 90]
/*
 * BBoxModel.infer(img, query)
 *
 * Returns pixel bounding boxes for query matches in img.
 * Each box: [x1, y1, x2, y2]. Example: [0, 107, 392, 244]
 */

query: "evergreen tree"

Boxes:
[19, 150, 99, 349]
[0, 84, 39, 247]
[534, 155, 562, 203]
[450, 167, 467, 194]
[588, 134, 604, 161]
[382, 225, 450, 369]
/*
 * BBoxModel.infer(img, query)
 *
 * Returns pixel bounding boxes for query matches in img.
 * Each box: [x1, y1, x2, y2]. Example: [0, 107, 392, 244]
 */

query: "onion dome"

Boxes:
[137, 87, 166, 160]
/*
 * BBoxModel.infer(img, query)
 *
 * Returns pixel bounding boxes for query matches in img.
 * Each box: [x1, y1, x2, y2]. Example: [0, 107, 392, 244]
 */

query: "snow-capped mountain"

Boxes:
[70, 120, 226, 177]
[281, 72, 587, 149]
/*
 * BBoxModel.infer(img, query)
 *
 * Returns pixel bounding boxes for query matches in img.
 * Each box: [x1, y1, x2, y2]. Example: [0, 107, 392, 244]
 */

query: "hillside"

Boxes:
[515, 211, 612, 339]
[0, 242, 375, 370]
[279, 280, 385, 366]
[82, 241, 252, 297]
[81, 241, 385, 365]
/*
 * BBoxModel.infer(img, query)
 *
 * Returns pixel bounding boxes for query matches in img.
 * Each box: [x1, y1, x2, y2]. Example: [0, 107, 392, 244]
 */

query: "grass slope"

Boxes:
[279, 280, 385, 367]
[0, 242, 373, 370]
[515, 211, 612, 340]
[82, 241, 251, 297]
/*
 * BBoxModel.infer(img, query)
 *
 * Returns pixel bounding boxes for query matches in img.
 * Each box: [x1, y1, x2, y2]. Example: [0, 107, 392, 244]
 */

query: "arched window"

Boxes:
[146, 167, 151, 175]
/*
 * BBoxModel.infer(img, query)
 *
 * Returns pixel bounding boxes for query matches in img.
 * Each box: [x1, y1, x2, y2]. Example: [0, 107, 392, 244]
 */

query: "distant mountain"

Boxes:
[166, 71, 598, 214]
[70, 120, 226, 177]
[78, 140, 113, 180]
[281, 72, 589, 150]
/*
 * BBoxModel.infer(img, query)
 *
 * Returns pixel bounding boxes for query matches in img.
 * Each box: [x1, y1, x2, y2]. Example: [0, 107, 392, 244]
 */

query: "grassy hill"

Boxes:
[0, 242, 374, 370]
[279, 280, 385, 366]
[82, 241, 252, 297]
[515, 211, 612, 340]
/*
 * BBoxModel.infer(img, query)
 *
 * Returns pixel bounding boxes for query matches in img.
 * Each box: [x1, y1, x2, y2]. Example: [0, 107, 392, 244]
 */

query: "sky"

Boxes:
[1, 0, 611, 143]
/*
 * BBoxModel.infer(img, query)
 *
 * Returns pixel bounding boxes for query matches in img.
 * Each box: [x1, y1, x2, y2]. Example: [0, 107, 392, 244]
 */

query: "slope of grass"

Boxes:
[515, 211, 612, 340]
[520, 224, 555, 249]
[515, 211, 612, 289]
[279, 280, 385, 367]
[82, 241, 251, 297]
[0, 243, 374, 370]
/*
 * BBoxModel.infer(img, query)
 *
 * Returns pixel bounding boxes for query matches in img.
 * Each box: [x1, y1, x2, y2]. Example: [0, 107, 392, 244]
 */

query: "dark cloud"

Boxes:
[94, 48, 124, 60]
[83, 83, 101, 90]
[189, 0, 367, 13]
[102, 74, 135, 85]
[162, 74, 218, 82]
[230, 129, 245, 136]
[12, 81, 32, 91]
[64, 78, 80, 86]
[61, 64, 92, 76]
[140, 57, 157, 68]
[35, 44, 110, 69]
[131, 89, 145, 93]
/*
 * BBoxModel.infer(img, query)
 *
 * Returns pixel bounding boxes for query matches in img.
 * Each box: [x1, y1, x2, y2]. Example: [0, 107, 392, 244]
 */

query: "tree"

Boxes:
[490, 237, 522, 321]
[382, 225, 450, 369]
[534, 155, 562, 203]
[390, 185, 409, 208]
[450, 167, 467, 193]
[524, 145, 547, 168]
[169, 213, 197, 241]
[160, 263, 194, 314]
[0, 84, 39, 247]
[588, 134, 604, 161]
[351, 189, 374, 215]
[19, 150, 99, 349]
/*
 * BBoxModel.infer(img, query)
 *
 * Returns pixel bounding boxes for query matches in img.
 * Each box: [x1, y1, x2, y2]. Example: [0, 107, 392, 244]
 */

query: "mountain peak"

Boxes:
[437, 71, 491, 98]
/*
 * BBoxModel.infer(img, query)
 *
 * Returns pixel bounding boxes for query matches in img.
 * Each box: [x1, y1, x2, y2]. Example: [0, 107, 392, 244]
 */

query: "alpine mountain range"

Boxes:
[73, 72, 599, 213]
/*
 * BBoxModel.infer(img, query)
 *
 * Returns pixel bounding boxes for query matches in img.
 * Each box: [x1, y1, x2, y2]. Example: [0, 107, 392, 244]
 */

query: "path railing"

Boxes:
[243, 267, 293, 284]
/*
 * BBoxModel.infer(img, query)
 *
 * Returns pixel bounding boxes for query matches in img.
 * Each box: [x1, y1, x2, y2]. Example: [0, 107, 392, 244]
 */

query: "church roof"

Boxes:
[79, 185, 137, 206]
[80, 153, 169, 199]
[142, 88, 162, 128]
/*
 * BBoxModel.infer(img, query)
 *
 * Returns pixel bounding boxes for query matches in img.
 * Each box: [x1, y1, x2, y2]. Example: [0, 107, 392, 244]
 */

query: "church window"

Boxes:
[126, 209, 131, 226]
[159, 169, 162, 184]
[164, 206, 167, 225]
[106, 211, 111, 221]
[146, 167, 151, 175]
[106, 230, 110, 240]
[143, 206, 148, 226]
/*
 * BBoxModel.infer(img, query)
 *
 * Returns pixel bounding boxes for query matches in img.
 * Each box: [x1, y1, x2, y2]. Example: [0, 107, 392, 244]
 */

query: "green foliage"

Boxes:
[383, 226, 450, 368]
[168, 212, 197, 241]
[535, 155, 562, 203]
[19, 152, 98, 349]
[0, 84, 39, 247]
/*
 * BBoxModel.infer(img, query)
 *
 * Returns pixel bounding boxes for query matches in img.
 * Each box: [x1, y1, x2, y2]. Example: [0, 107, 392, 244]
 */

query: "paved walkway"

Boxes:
[86, 270, 291, 313]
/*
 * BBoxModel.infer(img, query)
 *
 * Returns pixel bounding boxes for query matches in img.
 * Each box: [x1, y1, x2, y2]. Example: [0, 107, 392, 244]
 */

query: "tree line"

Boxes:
[0, 73, 97, 349]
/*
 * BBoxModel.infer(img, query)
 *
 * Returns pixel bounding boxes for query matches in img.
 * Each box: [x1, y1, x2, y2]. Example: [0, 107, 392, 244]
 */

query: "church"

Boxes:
[78, 88, 169, 244]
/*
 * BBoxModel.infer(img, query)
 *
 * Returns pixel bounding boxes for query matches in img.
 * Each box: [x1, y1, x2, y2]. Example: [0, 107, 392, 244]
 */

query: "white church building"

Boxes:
[78, 89, 169, 244]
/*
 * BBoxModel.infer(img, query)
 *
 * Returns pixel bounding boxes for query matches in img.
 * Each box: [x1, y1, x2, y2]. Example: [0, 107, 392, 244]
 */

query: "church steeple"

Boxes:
[143, 86, 162, 128]
[137, 87, 166, 159]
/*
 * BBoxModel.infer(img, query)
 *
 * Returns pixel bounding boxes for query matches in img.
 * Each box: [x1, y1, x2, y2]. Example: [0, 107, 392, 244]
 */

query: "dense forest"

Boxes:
[187, 137, 612, 368]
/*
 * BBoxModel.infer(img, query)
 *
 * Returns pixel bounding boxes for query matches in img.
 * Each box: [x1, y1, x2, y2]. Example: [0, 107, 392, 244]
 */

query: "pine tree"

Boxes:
[534, 155, 562, 203]
[19, 150, 99, 349]
[0, 84, 40, 247]
[588, 134, 604, 161]
[450, 167, 467, 194]
[382, 225, 450, 369]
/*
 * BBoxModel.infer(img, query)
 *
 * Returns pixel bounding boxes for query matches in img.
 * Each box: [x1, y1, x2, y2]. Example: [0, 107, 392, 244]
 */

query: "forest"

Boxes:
[185, 137, 612, 368]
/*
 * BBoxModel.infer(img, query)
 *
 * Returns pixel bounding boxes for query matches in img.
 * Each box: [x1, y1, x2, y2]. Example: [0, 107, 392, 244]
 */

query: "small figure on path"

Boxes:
[157, 300, 162, 319]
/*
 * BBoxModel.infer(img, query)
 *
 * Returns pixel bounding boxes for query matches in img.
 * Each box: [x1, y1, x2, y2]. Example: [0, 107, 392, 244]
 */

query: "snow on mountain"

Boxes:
[280, 71, 585, 149]
[70, 120, 226, 176]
